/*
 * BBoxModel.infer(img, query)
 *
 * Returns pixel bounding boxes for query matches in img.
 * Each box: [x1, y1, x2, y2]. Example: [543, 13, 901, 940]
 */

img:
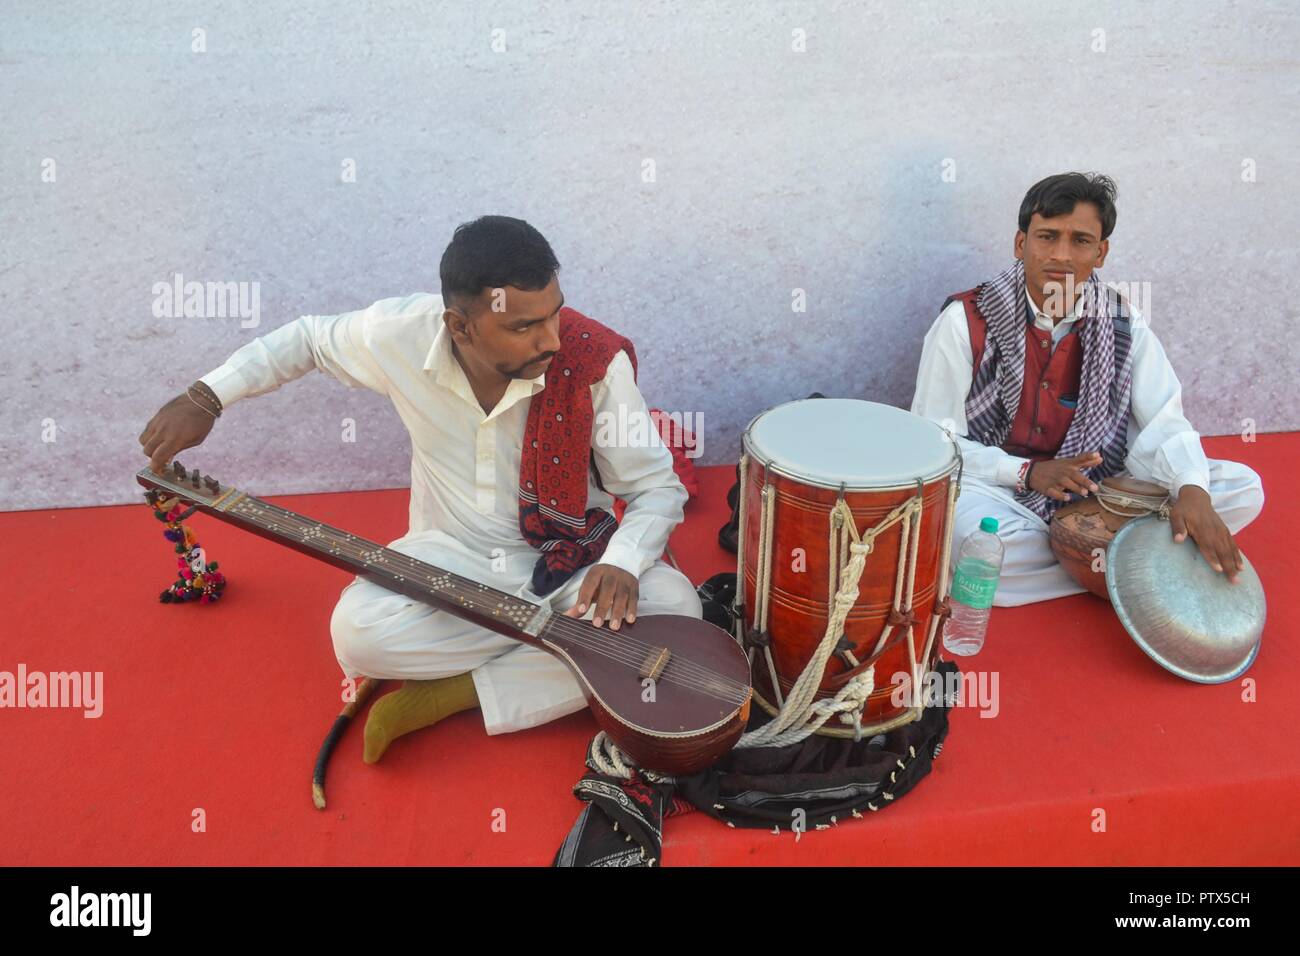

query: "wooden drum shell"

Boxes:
[740, 453, 957, 732]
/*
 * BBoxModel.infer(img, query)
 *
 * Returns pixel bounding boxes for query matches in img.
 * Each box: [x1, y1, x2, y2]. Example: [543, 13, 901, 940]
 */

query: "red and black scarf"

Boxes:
[518, 308, 638, 595]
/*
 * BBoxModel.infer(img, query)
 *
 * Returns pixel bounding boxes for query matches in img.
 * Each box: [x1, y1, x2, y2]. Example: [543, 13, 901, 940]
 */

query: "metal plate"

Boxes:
[1105, 515, 1265, 684]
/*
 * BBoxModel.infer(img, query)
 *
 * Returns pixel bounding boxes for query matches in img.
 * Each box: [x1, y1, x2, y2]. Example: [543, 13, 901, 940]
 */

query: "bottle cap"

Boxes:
[980, 516, 1000, 534]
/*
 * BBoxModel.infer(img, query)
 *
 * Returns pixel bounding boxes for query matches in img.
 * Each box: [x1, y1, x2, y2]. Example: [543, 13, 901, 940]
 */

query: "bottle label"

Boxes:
[951, 565, 997, 610]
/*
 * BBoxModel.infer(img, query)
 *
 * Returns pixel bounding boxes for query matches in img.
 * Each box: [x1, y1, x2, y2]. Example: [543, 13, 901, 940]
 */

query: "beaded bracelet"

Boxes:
[1015, 460, 1032, 495]
[187, 382, 222, 417]
[185, 389, 218, 418]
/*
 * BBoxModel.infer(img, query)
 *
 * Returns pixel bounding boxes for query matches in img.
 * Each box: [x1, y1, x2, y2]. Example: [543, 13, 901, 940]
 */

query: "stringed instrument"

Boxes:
[137, 460, 752, 775]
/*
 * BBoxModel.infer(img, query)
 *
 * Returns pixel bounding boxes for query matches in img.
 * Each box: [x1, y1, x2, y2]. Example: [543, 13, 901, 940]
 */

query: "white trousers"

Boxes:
[952, 459, 1265, 607]
[329, 529, 703, 735]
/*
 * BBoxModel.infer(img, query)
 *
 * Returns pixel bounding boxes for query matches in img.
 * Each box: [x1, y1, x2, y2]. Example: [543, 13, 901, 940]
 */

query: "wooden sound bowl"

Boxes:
[1049, 476, 1169, 600]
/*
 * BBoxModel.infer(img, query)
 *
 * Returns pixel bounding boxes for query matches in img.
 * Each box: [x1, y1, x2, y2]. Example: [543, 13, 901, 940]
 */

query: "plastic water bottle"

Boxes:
[942, 516, 1005, 656]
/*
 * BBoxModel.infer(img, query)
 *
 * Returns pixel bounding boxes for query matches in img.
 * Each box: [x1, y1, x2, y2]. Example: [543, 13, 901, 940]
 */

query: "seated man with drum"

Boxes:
[911, 172, 1264, 606]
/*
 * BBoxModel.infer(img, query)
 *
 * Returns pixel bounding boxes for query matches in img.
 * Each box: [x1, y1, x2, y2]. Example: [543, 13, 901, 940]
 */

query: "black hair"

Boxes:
[1018, 172, 1118, 240]
[439, 215, 560, 313]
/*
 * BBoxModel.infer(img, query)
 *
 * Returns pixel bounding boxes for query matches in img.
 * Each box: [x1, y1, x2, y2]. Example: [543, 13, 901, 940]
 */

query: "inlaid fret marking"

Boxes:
[221, 495, 550, 632]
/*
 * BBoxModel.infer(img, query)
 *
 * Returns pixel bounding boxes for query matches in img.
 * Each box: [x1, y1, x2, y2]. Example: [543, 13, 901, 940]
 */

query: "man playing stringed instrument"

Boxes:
[911, 173, 1264, 606]
[139, 215, 701, 760]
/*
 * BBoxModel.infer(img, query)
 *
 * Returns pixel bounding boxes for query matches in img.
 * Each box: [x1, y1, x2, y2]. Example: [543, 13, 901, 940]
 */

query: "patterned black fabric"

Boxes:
[554, 660, 957, 867]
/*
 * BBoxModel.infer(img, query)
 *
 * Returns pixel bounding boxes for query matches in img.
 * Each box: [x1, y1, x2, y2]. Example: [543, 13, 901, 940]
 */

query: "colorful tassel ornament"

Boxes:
[144, 489, 228, 605]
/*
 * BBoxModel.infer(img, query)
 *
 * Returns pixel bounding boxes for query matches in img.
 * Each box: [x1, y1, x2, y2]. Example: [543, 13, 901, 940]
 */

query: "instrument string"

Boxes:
[248, 496, 742, 686]
[244, 497, 749, 704]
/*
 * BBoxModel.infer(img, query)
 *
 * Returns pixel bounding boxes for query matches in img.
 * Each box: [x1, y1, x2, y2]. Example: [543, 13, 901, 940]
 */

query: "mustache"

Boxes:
[507, 352, 556, 375]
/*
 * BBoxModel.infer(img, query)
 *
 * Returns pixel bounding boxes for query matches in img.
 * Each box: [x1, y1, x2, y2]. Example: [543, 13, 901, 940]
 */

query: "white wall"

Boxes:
[3, 1, 1297, 509]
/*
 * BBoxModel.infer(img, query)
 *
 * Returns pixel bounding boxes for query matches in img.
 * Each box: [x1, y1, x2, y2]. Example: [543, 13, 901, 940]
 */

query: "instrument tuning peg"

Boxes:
[190, 467, 201, 487]
[203, 475, 220, 492]
[172, 460, 187, 479]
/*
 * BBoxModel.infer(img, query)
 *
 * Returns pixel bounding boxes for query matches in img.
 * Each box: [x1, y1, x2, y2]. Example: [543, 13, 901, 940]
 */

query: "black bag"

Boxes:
[554, 659, 959, 866]
[697, 572, 738, 632]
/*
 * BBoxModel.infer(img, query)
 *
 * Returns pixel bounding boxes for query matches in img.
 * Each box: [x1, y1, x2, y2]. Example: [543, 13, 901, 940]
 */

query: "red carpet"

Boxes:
[2, 433, 1297, 866]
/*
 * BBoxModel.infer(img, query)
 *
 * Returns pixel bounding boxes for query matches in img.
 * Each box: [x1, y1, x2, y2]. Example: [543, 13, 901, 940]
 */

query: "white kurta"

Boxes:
[200, 292, 701, 733]
[911, 294, 1265, 606]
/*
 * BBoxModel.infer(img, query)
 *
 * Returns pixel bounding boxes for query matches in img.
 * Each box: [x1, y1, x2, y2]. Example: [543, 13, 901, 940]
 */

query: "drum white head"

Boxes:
[744, 399, 956, 489]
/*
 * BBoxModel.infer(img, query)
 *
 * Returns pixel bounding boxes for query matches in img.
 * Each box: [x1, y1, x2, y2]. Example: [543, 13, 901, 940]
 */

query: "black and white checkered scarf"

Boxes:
[964, 261, 1135, 520]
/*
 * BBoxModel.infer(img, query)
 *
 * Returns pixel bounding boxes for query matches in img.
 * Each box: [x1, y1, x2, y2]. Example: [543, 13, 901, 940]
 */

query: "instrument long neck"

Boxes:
[203, 488, 547, 642]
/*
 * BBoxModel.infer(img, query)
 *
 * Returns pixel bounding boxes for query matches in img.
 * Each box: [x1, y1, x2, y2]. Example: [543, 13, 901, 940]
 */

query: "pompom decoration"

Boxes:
[143, 489, 227, 605]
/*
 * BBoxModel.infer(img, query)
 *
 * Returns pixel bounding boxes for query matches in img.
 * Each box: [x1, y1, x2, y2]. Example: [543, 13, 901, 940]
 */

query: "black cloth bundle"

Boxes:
[554, 659, 957, 866]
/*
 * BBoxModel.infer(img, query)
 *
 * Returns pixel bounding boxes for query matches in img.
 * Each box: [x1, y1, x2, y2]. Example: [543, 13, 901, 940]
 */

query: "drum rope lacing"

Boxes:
[735, 492, 924, 749]
[752, 479, 784, 704]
